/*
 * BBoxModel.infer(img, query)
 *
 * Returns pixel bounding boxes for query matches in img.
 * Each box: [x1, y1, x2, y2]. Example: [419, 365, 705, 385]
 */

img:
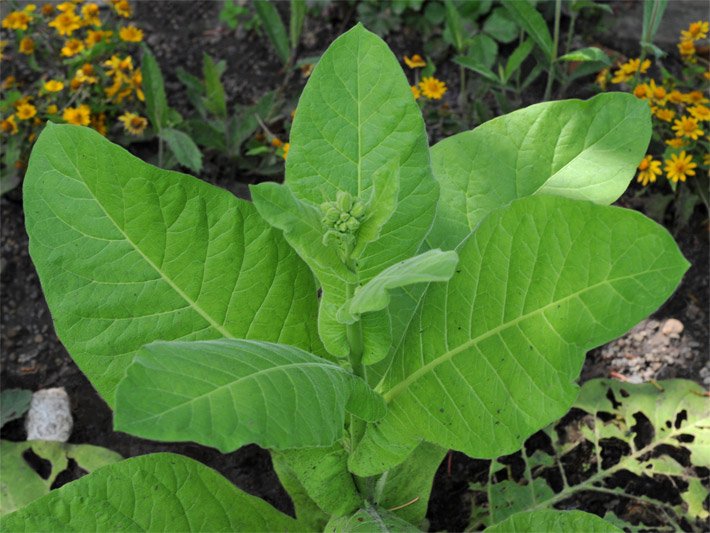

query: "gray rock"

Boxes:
[25, 388, 73, 442]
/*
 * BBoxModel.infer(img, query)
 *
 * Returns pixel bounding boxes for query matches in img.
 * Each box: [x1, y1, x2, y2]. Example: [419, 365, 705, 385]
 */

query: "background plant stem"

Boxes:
[543, 0, 562, 101]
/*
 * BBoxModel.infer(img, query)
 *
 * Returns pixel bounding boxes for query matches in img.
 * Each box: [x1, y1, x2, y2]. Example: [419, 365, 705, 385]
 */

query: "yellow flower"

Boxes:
[119, 25, 143, 43]
[81, 3, 101, 26]
[647, 79, 666, 104]
[404, 54, 426, 69]
[49, 11, 82, 36]
[632, 83, 649, 99]
[665, 138, 688, 148]
[689, 105, 710, 121]
[672, 116, 704, 140]
[684, 91, 709, 105]
[19, 36, 35, 55]
[16, 103, 37, 120]
[271, 137, 283, 148]
[61, 38, 85, 57]
[595, 68, 608, 90]
[678, 39, 696, 60]
[131, 68, 144, 101]
[653, 107, 675, 122]
[419, 76, 447, 100]
[611, 58, 651, 84]
[2, 11, 32, 30]
[1, 115, 19, 135]
[664, 151, 697, 183]
[411, 85, 421, 100]
[2, 76, 15, 89]
[86, 29, 112, 46]
[57, 2, 77, 13]
[41, 3, 55, 16]
[282, 142, 290, 160]
[681, 20, 709, 41]
[667, 90, 684, 104]
[44, 79, 65, 92]
[118, 112, 147, 135]
[63, 104, 91, 126]
[111, 0, 132, 18]
[636, 155, 662, 186]
[103, 54, 133, 76]
[46, 104, 58, 114]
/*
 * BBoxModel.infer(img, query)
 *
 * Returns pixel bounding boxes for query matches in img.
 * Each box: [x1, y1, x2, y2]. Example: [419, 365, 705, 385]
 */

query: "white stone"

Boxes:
[25, 388, 73, 442]
[661, 318, 684, 337]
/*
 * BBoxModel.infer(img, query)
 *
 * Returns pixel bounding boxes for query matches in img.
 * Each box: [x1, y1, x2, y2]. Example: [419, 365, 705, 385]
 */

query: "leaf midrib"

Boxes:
[382, 266, 679, 403]
[52, 138, 234, 340]
[126, 359, 347, 424]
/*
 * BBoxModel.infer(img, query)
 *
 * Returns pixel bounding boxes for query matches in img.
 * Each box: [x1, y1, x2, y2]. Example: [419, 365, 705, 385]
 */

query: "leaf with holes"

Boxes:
[469, 379, 709, 531]
[0, 440, 122, 516]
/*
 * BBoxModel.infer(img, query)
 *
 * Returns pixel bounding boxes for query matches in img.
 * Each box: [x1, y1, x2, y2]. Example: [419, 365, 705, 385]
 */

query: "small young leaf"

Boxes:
[559, 47, 611, 64]
[454, 55, 500, 84]
[290, 0, 306, 51]
[159, 128, 203, 173]
[503, 38, 534, 82]
[141, 45, 168, 131]
[115, 339, 385, 452]
[443, 0, 465, 52]
[325, 506, 420, 532]
[254, 0, 290, 64]
[0, 453, 298, 531]
[485, 510, 621, 532]
[500, 0, 553, 60]
[0, 389, 32, 427]
[338, 249, 459, 327]
[202, 53, 228, 118]
[483, 7, 519, 43]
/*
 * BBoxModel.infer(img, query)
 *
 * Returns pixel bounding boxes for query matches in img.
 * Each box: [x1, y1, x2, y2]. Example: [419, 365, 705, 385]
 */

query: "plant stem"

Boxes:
[158, 135, 164, 168]
[543, 0, 562, 101]
[459, 64, 467, 111]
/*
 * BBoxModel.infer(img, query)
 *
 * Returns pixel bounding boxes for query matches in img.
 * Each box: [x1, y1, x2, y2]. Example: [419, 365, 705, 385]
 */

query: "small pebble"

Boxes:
[25, 388, 73, 442]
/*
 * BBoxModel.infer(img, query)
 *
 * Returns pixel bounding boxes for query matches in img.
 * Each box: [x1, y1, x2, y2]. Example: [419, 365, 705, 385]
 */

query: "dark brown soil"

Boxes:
[1, 2, 708, 531]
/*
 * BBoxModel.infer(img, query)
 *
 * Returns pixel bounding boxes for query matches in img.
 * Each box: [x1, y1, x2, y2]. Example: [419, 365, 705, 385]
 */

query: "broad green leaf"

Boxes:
[24, 124, 322, 406]
[350, 195, 688, 475]
[141, 45, 168, 130]
[374, 442, 446, 527]
[0, 440, 121, 515]
[0, 453, 299, 532]
[338, 249, 459, 328]
[325, 506, 419, 532]
[115, 339, 385, 452]
[428, 93, 651, 250]
[274, 445, 362, 518]
[485, 510, 621, 532]
[271, 453, 330, 531]
[0, 389, 31, 426]
[500, 0, 553, 60]
[159, 127, 203, 173]
[254, 0, 291, 63]
[464, 34, 499, 70]
[263, 24, 439, 358]
[559, 46, 611, 64]
[203, 53, 227, 118]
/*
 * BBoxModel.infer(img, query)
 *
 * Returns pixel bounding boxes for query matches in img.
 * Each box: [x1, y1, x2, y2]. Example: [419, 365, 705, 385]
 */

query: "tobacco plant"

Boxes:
[2, 25, 689, 532]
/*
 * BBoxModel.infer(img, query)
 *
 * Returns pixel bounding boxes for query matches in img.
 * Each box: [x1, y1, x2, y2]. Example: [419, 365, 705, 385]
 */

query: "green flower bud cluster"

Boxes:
[320, 191, 366, 259]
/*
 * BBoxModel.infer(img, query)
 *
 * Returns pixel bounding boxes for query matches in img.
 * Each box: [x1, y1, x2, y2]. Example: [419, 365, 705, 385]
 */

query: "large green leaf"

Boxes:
[24, 124, 322, 406]
[428, 93, 651, 250]
[0, 453, 299, 532]
[325, 506, 419, 532]
[115, 339, 384, 452]
[256, 24, 439, 359]
[485, 510, 621, 533]
[0, 440, 122, 516]
[350, 195, 688, 475]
